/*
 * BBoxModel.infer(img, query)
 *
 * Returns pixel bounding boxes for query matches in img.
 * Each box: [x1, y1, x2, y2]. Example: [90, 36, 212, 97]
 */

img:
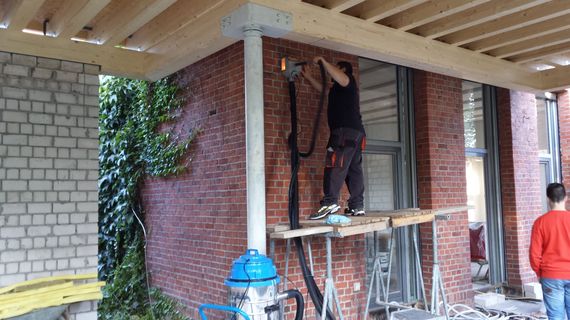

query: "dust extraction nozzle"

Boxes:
[281, 57, 306, 81]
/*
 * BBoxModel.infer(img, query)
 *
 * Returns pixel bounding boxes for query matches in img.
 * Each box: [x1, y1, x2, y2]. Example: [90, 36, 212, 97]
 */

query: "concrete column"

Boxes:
[243, 25, 266, 253]
[222, 3, 292, 255]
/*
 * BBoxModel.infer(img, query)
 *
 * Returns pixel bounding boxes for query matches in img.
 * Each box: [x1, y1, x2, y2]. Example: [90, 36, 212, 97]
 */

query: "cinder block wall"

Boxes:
[558, 90, 570, 186]
[497, 88, 542, 289]
[0, 52, 99, 319]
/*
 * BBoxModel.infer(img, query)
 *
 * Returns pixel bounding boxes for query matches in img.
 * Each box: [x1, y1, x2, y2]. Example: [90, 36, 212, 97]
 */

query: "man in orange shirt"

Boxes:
[530, 182, 570, 320]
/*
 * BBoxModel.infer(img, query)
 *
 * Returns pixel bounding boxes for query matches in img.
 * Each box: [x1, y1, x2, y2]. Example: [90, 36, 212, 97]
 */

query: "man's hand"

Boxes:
[301, 65, 323, 93]
[313, 56, 325, 65]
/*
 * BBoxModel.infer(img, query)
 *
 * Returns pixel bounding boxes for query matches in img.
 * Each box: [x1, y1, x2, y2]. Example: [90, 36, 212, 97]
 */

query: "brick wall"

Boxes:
[497, 88, 542, 288]
[0, 52, 99, 319]
[413, 70, 472, 305]
[142, 38, 368, 319]
[141, 42, 247, 318]
[264, 38, 365, 319]
[558, 90, 570, 185]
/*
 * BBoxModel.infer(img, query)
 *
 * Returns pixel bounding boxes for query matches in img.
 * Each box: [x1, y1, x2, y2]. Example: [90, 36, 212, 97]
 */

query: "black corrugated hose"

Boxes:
[287, 61, 335, 320]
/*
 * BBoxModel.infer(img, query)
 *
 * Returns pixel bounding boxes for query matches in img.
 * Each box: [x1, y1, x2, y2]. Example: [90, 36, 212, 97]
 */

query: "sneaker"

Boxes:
[309, 204, 340, 220]
[344, 208, 365, 216]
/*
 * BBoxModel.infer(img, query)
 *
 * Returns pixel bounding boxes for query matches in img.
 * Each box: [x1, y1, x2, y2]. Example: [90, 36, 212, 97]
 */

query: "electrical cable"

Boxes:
[231, 258, 251, 320]
[287, 60, 335, 320]
[132, 207, 156, 320]
[441, 302, 546, 320]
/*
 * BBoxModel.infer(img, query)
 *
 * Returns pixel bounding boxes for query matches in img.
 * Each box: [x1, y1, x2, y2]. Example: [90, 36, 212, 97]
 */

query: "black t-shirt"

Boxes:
[327, 74, 365, 133]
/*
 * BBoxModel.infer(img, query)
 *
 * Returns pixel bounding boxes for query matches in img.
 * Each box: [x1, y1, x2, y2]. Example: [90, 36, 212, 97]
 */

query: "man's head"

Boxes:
[546, 182, 566, 204]
[336, 61, 353, 75]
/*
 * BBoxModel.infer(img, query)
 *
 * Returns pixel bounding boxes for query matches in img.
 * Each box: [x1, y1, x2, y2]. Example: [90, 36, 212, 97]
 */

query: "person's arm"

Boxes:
[529, 219, 543, 278]
[301, 66, 323, 93]
[314, 56, 349, 87]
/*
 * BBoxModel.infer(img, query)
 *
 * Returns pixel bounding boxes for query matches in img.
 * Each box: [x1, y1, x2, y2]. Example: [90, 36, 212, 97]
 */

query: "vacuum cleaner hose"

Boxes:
[281, 289, 305, 320]
[287, 60, 335, 320]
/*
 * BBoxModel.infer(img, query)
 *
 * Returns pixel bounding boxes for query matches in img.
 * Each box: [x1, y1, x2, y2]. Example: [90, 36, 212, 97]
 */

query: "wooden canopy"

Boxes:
[0, 0, 568, 92]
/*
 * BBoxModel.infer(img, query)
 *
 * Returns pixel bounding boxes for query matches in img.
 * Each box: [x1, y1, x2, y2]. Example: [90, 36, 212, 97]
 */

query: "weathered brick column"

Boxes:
[558, 90, 570, 185]
[497, 88, 542, 289]
[0, 52, 100, 319]
[414, 70, 472, 305]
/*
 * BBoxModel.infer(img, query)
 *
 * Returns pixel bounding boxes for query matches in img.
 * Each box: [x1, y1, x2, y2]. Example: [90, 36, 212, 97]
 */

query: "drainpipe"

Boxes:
[222, 3, 292, 255]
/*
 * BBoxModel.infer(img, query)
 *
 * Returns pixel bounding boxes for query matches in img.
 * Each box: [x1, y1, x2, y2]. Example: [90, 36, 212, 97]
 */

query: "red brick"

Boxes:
[413, 70, 472, 305]
[497, 88, 542, 288]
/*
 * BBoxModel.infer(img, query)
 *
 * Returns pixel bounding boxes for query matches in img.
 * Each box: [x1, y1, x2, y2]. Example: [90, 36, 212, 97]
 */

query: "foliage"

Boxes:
[99, 236, 188, 320]
[98, 76, 196, 319]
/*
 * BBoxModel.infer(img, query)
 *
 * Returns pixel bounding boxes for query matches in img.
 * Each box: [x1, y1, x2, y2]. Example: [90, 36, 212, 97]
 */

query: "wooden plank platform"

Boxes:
[267, 208, 437, 239]
[367, 209, 436, 227]
[270, 226, 334, 239]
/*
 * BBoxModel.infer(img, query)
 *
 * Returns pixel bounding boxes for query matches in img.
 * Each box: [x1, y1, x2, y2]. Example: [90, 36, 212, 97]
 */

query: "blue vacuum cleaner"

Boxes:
[199, 249, 303, 320]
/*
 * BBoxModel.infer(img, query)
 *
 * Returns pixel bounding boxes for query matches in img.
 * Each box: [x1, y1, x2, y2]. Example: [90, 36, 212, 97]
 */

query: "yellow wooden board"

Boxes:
[0, 273, 104, 319]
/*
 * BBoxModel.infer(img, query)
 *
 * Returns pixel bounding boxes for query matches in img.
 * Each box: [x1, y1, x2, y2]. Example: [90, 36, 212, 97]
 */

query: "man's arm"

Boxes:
[529, 220, 543, 277]
[314, 56, 349, 87]
[301, 67, 323, 93]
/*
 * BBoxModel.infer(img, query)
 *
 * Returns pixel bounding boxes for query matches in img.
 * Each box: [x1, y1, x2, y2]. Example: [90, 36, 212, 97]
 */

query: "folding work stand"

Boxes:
[363, 207, 464, 320]
[270, 234, 345, 320]
[268, 207, 464, 320]
[269, 216, 390, 320]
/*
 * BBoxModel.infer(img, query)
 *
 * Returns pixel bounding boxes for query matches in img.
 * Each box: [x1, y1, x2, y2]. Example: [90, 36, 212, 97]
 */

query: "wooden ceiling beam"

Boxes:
[124, 0, 224, 52]
[360, 0, 427, 22]
[486, 29, 570, 59]
[377, 0, 489, 31]
[143, 0, 245, 80]
[466, 14, 570, 53]
[438, 0, 570, 46]
[410, 0, 546, 39]
[510, 44, 570, 64]
[323, 0, 367, 13]
[539, 65, 570, 91]
[2, 0, 47, 31]
[249, 0, 542, 92]
[49, 0, 111, 39]
[85, 0, 177, 46]
[106, 0, 177, 47]
[0, 29, 148, 79]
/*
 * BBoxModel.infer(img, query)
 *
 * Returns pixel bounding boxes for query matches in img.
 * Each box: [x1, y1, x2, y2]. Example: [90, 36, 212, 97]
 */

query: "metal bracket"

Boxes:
[221, 3, 292, 39]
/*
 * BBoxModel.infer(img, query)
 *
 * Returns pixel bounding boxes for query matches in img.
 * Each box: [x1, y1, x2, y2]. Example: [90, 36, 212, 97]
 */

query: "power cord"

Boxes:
[132, 207, 156, 320]
[231, 258, 251, 320]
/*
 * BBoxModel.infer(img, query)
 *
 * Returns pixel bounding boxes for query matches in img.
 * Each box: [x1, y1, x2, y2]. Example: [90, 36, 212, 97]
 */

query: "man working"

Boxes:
[302, 56, 366, 220]
[530, 182, 570, 319]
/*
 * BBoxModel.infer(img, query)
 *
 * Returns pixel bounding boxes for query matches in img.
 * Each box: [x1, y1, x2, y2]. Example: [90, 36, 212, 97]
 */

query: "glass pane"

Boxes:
[363, 154, 400, 300]
[359, 58, 399, 141]
[540, 162, 549, 212]
[466, 156, 489, 284]
[463, 81, 485, 149]
[536, 98, 549, 154]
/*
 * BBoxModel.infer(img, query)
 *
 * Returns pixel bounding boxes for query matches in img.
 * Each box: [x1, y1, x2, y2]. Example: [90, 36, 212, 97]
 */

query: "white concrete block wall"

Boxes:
[0, 52, 99, 320]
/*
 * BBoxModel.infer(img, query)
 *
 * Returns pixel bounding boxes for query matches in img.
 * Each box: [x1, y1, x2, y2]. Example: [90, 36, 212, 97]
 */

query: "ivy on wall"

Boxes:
[98, 76, 197, 319]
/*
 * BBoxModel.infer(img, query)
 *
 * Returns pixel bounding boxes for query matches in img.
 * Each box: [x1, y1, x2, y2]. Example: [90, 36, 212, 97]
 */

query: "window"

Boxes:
[359, 58, 417, 304]
[463, 81, 504, 287]
[536, 94, 561, 211]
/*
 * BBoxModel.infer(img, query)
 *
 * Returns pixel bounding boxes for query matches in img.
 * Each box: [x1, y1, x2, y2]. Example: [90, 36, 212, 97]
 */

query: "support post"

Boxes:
[221, 3, 292, 255]
[243, 24, 266, 253]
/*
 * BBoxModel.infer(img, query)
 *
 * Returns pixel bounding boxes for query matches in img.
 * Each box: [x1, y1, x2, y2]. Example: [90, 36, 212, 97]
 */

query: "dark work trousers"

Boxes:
[321, 127, 366, 209]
